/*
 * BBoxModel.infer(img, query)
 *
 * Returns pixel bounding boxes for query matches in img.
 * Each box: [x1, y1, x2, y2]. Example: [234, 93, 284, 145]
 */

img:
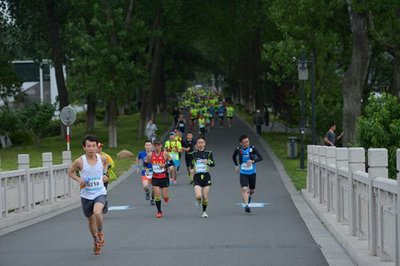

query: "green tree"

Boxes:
[356, 93, 400, 178]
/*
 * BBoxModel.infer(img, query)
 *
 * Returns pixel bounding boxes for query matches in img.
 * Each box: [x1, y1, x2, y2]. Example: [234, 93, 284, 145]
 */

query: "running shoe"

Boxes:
[164, 197, 169, 203]
[156, 212, 163, 218]
[93, 240, 101, 255]
[245, 205, 251, 213]
[145, 190, 150, 201]
[97, 232, 105, 247]
[195, 200, 201, 209]
[201, 212, 208, 218]
[172, 180, 177, 185]
[150, 199, 155, 205]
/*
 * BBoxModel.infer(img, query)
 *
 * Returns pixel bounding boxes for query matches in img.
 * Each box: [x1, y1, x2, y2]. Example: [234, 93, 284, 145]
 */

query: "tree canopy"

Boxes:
[1, 0, 400, 147]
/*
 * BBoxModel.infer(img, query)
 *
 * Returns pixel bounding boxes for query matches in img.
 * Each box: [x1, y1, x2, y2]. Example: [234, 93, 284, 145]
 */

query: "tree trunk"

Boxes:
[342, 1, 370, 145]
[108, 98, 118, 148]
[393, 50, 400, 98]
[139, 7, 162, 135]
[86, 94, 96, 133]
[46, 0, 68, 110]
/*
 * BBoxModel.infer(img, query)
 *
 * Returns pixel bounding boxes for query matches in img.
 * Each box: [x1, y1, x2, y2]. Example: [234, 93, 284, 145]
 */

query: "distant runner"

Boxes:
[189, 137, 215, 218]
[226, 105, 235, 128]
[145, 139, 173, 218]
[164, 132, 182, 184]
[182, 132, 196, 184]
[136, 140, 155, 205]
[232, 135, 263, 213]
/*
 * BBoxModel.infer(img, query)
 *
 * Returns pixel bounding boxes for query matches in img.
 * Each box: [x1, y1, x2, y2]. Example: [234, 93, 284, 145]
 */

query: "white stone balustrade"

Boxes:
[305, 145, 400, 265]
[0, 151, 79, 231]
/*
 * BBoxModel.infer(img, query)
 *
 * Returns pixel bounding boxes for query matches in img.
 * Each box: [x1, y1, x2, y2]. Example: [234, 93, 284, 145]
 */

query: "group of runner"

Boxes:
[68, 87, 263, 255]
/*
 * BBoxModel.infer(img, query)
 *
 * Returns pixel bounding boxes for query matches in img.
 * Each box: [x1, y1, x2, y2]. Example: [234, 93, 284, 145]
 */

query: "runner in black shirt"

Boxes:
[182, 132, 196, 184]
[189, 137, 215, 218]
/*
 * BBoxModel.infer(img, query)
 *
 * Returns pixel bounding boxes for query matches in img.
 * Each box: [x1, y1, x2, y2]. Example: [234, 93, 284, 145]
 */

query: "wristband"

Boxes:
[103, 172, 109, 177]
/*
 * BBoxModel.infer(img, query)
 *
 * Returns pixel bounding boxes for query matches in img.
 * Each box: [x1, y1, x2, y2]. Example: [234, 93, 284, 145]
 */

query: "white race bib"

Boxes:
[170, 153, 179, 161]
[179, 123, 185, 127]
[152, 164, 164, 174]
[195, 162, 207, 173]
[241, 163, 253, 171]
[145, 169, 153, 179]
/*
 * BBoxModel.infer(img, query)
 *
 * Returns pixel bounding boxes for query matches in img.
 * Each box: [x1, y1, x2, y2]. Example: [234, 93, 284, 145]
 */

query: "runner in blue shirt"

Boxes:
[232, 135, 263, 213]
[136, 140, 155, 205]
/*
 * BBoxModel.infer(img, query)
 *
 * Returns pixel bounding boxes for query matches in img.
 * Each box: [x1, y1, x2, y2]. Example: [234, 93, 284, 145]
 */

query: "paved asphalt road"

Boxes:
[0, 118, 328, 266]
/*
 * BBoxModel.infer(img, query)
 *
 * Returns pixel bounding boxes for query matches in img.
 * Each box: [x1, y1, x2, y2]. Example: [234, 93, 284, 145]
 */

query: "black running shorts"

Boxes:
[81, 194, 107, 218]
[240, 173, 256, 190]
[152, 177, 170, 188]
[193, 173, 211, 187]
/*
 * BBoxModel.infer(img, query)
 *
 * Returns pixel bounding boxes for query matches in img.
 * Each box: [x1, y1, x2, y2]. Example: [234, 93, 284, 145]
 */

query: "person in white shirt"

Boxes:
[68, 135, 109, 255]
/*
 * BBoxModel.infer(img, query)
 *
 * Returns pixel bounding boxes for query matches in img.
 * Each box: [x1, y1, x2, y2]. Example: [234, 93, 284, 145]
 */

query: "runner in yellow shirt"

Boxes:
[226, 105, 235, 128]
[164, 132, 183, 184]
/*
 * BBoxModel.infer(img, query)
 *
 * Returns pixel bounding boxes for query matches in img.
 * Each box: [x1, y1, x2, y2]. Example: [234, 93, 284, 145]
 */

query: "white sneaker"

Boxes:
[195, 200, 201, 209]
[202, 212, 208, 218]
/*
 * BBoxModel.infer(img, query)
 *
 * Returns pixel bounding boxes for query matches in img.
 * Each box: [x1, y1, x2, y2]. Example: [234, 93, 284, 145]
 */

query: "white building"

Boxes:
[0, 60, 66, 108]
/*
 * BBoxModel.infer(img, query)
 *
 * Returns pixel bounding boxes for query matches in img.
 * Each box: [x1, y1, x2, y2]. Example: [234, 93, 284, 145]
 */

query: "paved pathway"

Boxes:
[0, 117, 341, 266]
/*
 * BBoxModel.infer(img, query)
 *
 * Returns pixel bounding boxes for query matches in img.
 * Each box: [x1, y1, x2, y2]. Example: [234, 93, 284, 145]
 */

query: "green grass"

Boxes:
[235, 107, 309, 191]
[0, 113, 172, 178]
[262, 132, 308, 190]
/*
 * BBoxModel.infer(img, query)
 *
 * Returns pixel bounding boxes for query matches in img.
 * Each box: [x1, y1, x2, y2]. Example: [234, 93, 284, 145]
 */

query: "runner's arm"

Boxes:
[68, 158, 84, 185]
[232, 149, 239, 166]
[101, 155, 110, 182]
[252, 147, 263, 163]
[207, 151, 215, 167]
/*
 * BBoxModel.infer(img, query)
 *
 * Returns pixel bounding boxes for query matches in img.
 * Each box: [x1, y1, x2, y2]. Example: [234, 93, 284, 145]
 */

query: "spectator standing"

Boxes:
[254, 110, 264, 137]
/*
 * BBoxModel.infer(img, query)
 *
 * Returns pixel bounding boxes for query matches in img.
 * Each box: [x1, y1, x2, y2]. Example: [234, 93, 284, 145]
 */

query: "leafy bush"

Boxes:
[17, 103, 56, 146]
[9, 129, 33, 145]
[355, 92, 400, 178]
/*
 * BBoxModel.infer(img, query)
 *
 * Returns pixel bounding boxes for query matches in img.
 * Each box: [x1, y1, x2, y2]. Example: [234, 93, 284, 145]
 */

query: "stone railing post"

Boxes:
[396, 149, 400, 265]
[313, 146, 320, 198]
[368, 149, 388, 256]
[42, 152, 54, 204]
[318, 146, 327, 204]
[62, 151, 72, 198]
[326, 147, 336, 212]
[348, 148, 365, 237]
[307, 145, 314, 193]
[62, 151, 72, 165]
[336, 148, 348, 223]
[18, 154, 31, 211]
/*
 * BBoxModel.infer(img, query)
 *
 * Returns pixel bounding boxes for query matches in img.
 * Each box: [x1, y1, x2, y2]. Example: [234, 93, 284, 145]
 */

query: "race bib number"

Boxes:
[152, 164, 164, 174]
[179, 123, 185, 127]
[145, 169, 153, 179]
[195, 162, 207, 173]
[241, 163, 253, 171]
[170, 153, 179, 161]
[83, 176, 102, 190]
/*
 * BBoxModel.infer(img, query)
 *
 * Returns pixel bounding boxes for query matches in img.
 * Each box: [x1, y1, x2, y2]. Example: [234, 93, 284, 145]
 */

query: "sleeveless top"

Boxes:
[79, 154, 107, 200]
[150, 151, 167, 179]
[239, 147, 256, 175]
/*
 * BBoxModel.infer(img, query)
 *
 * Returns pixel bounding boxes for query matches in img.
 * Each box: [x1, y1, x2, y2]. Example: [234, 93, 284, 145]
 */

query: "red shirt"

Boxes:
[150, 151, 167, 178]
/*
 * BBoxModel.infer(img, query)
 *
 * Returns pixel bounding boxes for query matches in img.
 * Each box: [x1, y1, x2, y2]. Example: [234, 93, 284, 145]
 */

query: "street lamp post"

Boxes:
[298, 55, 308, 170]
[310, 53, 316, 145]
